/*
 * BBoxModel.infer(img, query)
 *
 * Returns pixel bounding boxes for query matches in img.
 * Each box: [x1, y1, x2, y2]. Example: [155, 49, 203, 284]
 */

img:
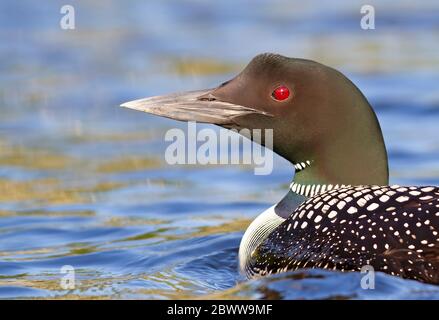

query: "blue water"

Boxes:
[0, 0, 439, 299]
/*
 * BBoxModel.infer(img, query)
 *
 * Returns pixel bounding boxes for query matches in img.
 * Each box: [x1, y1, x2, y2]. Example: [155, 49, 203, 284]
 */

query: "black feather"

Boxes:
[249, 185, 439, 284]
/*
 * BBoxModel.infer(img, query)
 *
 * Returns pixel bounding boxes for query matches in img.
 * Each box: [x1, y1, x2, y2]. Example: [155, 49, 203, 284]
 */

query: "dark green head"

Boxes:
[122, 53, 389, 186]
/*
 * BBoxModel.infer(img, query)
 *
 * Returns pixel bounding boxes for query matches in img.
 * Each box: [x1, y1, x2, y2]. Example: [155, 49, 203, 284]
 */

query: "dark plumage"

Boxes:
[249, 185, 439, 284]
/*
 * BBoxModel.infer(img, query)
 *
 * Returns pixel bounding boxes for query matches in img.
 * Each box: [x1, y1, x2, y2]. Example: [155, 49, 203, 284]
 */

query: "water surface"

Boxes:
[0, 0, 439, 299]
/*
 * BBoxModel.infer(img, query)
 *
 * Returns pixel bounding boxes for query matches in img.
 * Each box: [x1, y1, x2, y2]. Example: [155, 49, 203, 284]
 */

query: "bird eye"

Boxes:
[271, 85, 290, 101]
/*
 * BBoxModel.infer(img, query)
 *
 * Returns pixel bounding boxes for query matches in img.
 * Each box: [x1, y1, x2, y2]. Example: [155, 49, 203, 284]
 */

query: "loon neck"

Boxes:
[289, 181, 350, 198]
[239, 164, 359, 275]
[289, 153, 388, 198]
[290, 160, 346, 197]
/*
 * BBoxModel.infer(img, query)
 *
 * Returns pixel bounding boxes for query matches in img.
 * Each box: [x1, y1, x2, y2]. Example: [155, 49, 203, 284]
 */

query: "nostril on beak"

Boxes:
[197, 93, 217, 102]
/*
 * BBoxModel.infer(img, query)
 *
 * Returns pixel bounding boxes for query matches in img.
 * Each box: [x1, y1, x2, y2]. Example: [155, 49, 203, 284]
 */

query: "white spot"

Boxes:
[367, 203, 379, 211]
[396, 196, 410, 203]
[328, 211, 337, 219]
[314, 215, 322, 223]
[421, 187, 434, 192]
[337, 201, 346, 210]
[379, 195, 390, 202]
[357, 198, 367, 207]
[364, 194, 374, 201]
[347, 207, 358, 214]
[301, 221, 308, 229]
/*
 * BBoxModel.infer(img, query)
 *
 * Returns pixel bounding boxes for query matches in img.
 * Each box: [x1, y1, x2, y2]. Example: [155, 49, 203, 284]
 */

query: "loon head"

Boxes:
[122, 53, 391, 276]
[122, 53, 389, 187]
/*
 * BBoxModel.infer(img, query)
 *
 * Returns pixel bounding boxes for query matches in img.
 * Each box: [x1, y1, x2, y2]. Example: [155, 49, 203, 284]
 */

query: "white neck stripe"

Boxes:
[293, 160, 312, 172]
[290, 182, 351, 198]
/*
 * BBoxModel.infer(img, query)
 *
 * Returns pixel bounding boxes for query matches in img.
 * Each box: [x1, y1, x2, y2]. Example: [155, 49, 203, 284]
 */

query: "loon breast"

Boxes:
[247, 185, 439, 284]
[239, 205, 286, 276]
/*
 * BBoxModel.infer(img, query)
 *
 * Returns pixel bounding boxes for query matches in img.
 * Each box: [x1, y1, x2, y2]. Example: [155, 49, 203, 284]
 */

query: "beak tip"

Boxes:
[120, 101, 139, 110]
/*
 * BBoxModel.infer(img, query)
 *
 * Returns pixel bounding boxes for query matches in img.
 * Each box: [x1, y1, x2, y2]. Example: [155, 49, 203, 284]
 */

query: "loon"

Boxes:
[121, 53, 439, 284]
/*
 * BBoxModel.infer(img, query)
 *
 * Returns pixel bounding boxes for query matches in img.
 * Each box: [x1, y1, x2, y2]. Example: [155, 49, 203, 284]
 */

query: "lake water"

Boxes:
[1, 0, 439, 299]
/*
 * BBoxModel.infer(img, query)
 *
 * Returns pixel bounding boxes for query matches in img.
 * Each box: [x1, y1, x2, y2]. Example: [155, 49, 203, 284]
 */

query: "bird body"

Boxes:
[121, 53, 439, 284]
[245, 185, 439, 284]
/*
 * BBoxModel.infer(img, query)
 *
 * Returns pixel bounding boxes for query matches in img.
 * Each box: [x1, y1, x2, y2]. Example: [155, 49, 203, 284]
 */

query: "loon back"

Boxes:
[247, 185, 439, 284]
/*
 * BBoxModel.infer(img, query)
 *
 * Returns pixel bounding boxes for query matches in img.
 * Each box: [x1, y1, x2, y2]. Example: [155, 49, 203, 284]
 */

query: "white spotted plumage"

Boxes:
[247, 185, 439, 284]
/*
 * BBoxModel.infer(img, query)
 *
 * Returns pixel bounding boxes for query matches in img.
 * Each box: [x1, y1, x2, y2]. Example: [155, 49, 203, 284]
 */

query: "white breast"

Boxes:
[238, 205, 286, 276]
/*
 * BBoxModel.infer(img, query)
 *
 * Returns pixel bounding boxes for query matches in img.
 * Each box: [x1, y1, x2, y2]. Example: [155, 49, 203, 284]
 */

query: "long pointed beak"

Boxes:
[120, 89, 271, 126]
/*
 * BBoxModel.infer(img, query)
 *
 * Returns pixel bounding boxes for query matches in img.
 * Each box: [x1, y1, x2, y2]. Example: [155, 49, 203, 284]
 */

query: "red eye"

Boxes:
[272, 85, 290, 101]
